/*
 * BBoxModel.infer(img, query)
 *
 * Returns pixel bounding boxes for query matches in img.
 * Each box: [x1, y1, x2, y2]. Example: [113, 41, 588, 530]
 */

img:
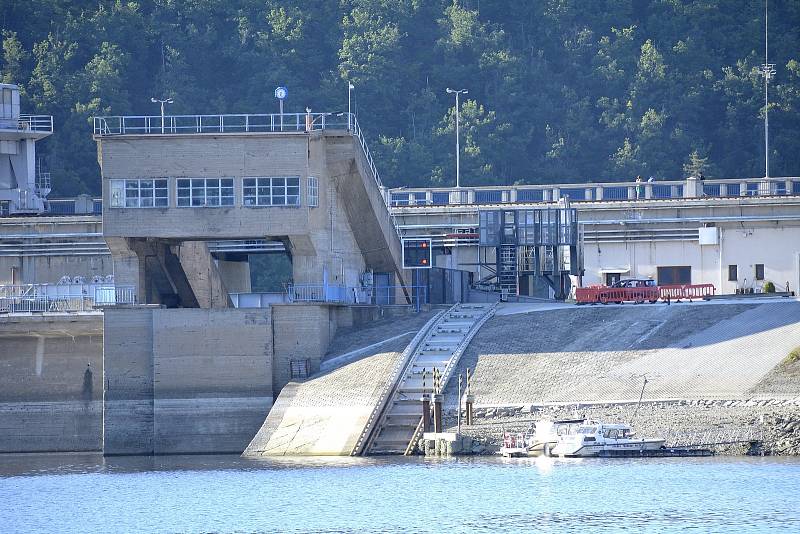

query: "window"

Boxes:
[177, 178, 234, 207]
[110, 179, 168, 208]
[657, 266, 691, 285]
[755, 264, 765, 281]
[243, 177, 300, 206]
[728, 265, 738, 282]
[307, 176, 319, 208]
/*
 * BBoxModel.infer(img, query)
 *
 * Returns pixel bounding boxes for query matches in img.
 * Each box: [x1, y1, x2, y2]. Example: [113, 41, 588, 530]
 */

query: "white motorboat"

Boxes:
[550, 422, 665, 457]
[526, 418, 585, 457]
[499, 418, 584, 457]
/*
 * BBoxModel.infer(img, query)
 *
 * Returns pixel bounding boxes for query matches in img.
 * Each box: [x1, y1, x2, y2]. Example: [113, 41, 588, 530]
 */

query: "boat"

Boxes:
[550, 422, 665, 457]
[499, 418, 585, 457]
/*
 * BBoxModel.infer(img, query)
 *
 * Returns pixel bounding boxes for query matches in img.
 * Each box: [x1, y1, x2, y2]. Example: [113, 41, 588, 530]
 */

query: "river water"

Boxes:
[1, 454, 799, 533]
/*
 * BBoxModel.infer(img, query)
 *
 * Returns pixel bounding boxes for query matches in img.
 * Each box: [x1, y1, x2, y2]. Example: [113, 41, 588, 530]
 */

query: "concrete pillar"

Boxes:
[585, 188, 593, 201]
[466, 190, 475, 204]
[595, 186, 604, 200]
[509, 189, 517, 203]
[176, 241, 232, 308]
[552, 187, 560, 201]
[786, 179, 793, 195]
[670, 185, 679, 198]
[542, 190, 551, 202]
[720, 183, 728, 197]
[501, 190, 510, 203]
[740, 181, 748, 196]
[426, 191, 433, 205]
[627, 186, 636, 200]
[217, 259, 252, 294]
[684, 177, 700, 198]
[644, 184, 653, 199]
[432, 393, 443, 433]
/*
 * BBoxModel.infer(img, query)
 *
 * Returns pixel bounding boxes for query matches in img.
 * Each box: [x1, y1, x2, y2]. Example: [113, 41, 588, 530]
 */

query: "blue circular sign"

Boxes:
[274, 86, 288, 100]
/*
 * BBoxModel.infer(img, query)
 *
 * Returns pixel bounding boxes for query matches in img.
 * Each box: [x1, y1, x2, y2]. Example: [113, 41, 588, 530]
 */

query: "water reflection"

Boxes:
[1, 454, 799, 534]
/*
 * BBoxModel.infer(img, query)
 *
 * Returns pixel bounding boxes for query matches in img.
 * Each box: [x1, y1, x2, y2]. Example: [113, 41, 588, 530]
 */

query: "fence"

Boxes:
[0, 283, 135, 313]
[286, 283, 427, 306]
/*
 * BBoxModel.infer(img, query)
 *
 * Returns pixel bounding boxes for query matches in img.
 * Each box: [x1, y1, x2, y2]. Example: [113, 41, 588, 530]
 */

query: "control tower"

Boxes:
[0, 83, 53, 216]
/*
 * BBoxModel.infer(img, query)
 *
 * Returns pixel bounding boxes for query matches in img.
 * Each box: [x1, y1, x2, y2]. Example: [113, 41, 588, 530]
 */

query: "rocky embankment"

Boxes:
[441, 398, 800, 456]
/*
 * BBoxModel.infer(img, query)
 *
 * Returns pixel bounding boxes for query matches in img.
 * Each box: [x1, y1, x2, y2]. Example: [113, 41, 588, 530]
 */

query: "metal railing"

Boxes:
[286, 283, 427, 306]
[388, 177, 800, 206]
[0, 283, 135, 314]
[351, 309, 447, 456]
[16, 115, 53, 133]
[93, 112, 352, 136]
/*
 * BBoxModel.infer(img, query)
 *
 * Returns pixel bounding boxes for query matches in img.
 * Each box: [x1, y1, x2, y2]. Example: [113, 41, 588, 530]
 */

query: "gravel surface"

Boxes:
[443, 399, 800, 456]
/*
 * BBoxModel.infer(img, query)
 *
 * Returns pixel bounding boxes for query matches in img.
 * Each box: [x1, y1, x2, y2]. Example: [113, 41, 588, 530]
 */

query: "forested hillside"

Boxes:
[2, 1, 799, 196]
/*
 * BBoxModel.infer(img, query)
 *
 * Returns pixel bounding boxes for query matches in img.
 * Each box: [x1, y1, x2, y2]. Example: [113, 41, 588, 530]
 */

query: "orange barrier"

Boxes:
[576, 284, 715, 304]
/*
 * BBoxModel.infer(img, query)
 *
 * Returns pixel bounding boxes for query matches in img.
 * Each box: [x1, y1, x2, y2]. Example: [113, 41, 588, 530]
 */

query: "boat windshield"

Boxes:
[577, 426, 597, 434]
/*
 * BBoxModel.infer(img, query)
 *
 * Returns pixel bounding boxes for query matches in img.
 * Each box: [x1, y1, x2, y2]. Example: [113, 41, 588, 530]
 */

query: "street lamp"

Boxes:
[761, 0, 776, 178]
[348, 82, 355, 131]
[150, 97, 173, 133]
[446, 88, 468, 188]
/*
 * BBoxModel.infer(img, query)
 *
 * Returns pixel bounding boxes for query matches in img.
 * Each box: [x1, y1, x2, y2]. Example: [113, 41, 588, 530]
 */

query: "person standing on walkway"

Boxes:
[635, 175, 643, 199]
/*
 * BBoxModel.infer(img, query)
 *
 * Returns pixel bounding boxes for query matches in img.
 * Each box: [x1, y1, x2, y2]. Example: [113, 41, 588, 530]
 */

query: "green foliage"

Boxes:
[763, 281, 776, 293]
[785, 347, 800, 366]
[1, 1, 799, 195]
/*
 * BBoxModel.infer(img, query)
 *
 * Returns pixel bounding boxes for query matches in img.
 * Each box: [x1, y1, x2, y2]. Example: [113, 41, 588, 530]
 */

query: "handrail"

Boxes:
[350, 308, 447, 456]
[402, 303, 498, 454]
[16, 115, 53, 133]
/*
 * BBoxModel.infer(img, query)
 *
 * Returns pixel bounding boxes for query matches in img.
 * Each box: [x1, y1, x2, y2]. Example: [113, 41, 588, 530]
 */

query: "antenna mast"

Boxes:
[761, 0, 776, 178]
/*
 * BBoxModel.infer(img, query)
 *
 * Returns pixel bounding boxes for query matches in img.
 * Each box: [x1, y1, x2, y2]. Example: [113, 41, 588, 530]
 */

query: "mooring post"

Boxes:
[432, 367, 443, 433]
[465, 367, 474, 425]
[457, 373, 462, 434]
[421, 368, 431, 433]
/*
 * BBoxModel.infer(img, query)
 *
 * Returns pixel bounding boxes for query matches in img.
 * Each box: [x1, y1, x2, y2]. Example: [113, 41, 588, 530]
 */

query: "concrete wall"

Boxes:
[271, 304, 336, 394]
[103, 307, 273, 455]
[0, 314, 103, 452]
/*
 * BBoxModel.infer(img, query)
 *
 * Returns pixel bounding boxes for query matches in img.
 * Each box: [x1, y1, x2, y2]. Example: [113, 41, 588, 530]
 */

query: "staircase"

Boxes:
[498, 244, 518, 296]
[361, 303, 496, 455]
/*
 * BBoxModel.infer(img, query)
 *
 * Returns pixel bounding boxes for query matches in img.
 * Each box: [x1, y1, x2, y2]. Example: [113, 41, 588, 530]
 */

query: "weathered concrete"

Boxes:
[103, 307, 273, 455]
[0, 313, 103, 452]
[244, 335, 411, 456]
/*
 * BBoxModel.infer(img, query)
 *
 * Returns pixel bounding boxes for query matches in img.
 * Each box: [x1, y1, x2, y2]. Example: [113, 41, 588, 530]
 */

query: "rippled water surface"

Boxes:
[1, 454, 799, 533]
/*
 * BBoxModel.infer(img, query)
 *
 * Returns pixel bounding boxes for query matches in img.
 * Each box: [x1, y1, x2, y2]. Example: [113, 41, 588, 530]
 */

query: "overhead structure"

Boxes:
[478, 204, 581, 299]
[0, 84, 53, 216]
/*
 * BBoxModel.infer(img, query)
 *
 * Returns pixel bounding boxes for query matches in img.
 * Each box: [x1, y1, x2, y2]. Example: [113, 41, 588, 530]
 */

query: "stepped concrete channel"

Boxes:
[243, 303, 495, 456]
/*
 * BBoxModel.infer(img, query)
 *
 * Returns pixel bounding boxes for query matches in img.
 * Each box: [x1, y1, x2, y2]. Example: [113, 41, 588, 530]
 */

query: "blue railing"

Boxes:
[286, 284, 427, 306]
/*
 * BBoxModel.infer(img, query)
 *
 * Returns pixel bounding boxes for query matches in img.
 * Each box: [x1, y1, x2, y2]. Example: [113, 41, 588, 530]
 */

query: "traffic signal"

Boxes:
[402, 238, 432, 269]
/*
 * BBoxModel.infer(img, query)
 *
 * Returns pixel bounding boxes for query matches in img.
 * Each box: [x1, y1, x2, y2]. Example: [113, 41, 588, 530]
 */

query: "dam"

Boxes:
[2, 100, 800, 456]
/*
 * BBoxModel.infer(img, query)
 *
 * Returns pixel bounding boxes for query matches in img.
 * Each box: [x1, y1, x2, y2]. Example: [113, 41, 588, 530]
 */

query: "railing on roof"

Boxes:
[387, 177, 800, 207]
[0, 283, 135, 314]
[13, 115, 54, 133]
[93, 112, 352, 136]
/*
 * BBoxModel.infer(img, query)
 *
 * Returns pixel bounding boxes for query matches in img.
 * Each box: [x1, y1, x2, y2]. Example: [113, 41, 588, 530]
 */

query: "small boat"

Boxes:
[550, 422, 665, 458]
[499, 418, 584, 457]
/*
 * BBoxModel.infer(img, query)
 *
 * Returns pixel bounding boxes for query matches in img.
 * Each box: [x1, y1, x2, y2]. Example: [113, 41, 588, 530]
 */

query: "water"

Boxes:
[1, 454, 799, 534]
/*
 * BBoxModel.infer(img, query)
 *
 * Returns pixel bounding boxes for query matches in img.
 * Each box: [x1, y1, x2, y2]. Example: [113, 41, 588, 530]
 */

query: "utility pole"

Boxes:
[348, 82, 354, 131]
[761, 0, 776, 178]
[446, 88, 468, 188]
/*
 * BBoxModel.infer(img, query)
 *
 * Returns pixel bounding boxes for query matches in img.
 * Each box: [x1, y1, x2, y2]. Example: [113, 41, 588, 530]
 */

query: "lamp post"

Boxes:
[348, 82, 355, 131]
[446, 88, 468, 188]
[761, 0, 776, 178]
[150, 97, 173, 133]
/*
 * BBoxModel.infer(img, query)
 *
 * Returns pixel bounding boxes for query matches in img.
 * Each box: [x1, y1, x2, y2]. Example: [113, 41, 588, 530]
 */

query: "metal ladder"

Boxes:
[363, 302, 496, 455]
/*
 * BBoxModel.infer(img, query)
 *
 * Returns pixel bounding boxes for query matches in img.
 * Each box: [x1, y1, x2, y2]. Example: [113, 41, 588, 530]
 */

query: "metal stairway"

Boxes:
[498, 244, 518, 296]
[361, 302, 496, 455]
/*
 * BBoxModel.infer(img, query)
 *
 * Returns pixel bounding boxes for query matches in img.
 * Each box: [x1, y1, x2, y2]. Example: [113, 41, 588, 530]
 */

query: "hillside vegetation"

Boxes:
[2, 1, 799, 195]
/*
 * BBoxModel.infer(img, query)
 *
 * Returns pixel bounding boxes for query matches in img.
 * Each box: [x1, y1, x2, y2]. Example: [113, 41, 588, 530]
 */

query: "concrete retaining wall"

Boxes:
[0, 314, 103, 452]
[103, 307, 273, 455]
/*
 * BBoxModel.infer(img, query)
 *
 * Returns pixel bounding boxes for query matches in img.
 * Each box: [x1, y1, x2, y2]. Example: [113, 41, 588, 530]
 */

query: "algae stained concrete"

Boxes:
[244, 334, 412, 456]
[447, 301, 800, 406]
[0, 314, 103, 452]
[103, 307, 273, 455]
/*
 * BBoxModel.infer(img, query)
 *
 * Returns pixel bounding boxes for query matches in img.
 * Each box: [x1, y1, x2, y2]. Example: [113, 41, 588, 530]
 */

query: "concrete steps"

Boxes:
[365, 303, 496, 455]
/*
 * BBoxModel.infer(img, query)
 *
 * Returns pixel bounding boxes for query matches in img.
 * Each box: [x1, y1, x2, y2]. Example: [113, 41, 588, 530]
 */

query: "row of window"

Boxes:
[109, 177, 319, 208]
[728, 264, 765, 282]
